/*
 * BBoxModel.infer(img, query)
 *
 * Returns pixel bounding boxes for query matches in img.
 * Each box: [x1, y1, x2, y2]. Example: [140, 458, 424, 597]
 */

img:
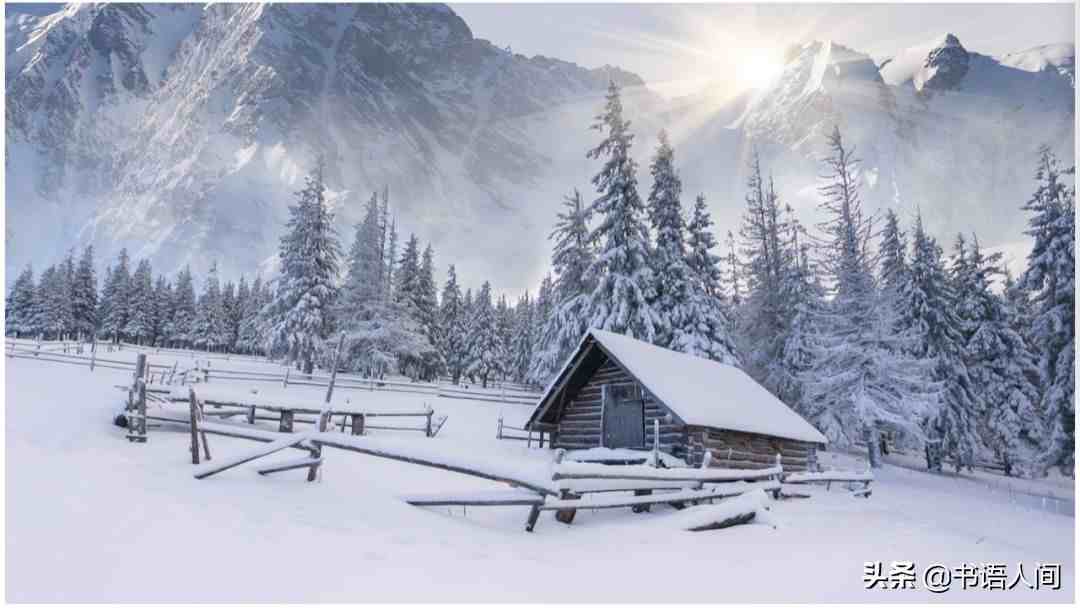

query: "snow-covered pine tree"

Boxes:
[780, 224, 825, 417]
[1017, 146, 1075, 474]
[6, 265, 36, 338]
[339, 192, 385, 321]
[95, 264, 114, 341]
[900, 212, 980, 472]
[229, 276, 249, 351]
[879, 208, 909, 294]
[533, 274, 554, 338]
[384, 218, 398, 303]
[394, 234, 422, 318]
[739, 154, 798, 391]
[264, 160, 341, 373]
[418, 244, 439, 345]
[724, 230, 744, 308]
[379, 186, 391, 294]
[511, 291, 535, 384]
[237, 275, 266, 355]
[53, 251, 76, 339]
[167, 266, 197, 348]
[466, 281, 500, 388]
[801, 126, 936, 468]
[676, 193, 739, 365]
[952, 234, 1042, 477]
[221, 279, 239, 352]
[645, 129, 689, 349]
[33, 265, 60, 339]
[528, 190, 595, 385]
[100, 249, 131, 343]
[686, 194, 724, 300]
[151, 275, 171, 347]
[438, 265, 469, 384]
[495, 293, 514, 381]
[192, 261, 226, 351]
[124, 259, 155, 344]
[581, 81, 659, 341]
[71, 246, 97, 340]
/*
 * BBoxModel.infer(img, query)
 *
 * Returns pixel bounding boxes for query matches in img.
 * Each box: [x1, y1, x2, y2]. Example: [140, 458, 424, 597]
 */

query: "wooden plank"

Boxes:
[686, 510, 756, 532]
[257, 457, 323, 476]
[310, 435, 557, 497]
[402, 490, 545, 507]
[193, 435, 310, 479]
[540, 481, 779, 510]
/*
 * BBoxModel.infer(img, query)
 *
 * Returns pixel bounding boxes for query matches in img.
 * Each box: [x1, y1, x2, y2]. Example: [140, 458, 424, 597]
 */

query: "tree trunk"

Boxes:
[865, 427, 882, 469]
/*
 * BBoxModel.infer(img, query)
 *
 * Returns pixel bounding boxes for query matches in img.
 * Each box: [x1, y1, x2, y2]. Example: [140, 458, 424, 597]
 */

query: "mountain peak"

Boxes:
[880, 33, 969, 91]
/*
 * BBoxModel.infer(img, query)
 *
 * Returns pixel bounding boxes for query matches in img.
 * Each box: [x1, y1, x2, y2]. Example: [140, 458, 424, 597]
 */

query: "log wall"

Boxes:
[550, 354, 821, 472]
[686, 426, 818, 472]
[552, 357, 687, 459]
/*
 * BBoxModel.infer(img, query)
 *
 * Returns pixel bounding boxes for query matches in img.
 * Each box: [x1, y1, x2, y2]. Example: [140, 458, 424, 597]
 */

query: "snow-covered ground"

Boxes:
[6, 354, 1074, 602]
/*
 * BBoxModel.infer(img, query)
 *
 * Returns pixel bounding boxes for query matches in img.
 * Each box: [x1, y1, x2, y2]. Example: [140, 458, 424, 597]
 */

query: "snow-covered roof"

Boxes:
[535, 329, 827, 445]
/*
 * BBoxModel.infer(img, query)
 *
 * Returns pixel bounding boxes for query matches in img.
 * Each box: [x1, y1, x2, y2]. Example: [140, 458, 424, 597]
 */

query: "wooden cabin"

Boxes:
[526, 329, 828, 472]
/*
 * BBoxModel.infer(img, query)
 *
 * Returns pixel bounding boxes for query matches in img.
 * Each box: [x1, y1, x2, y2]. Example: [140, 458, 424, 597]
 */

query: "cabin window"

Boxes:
[601, 383, 645, 448]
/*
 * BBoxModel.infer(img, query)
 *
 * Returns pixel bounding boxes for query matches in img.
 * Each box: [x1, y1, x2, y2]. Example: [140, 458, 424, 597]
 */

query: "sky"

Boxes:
[452, 3, 1075, 97]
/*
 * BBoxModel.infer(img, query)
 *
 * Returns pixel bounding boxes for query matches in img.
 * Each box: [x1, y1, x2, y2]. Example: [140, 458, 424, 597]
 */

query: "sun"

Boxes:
[734, 47, 785, 91]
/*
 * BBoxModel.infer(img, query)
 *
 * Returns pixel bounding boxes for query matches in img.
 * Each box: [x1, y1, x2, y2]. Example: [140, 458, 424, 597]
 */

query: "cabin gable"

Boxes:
[550, 350, 688, 459]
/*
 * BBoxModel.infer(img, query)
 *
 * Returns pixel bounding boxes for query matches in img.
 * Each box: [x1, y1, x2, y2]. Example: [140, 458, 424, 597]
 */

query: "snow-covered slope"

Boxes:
[5, 3, 651, 287]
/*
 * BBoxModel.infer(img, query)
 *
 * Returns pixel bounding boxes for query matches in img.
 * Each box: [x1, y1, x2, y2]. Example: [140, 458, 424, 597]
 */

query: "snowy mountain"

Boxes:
[686, 34, 1075, 267]
[5, 5, 1075, 289]
[5, 3, 651, 287]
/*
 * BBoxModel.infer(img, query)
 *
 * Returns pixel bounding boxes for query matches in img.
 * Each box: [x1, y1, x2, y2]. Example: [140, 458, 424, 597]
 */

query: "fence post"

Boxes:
[89, 337, 97, 371]
[308, 408, 331, 482]
[497, 414, 503, 440]
[205, 360, 211, 383]
[283, 367, 290, 388]
[324, 333, 345, 405]
[652, 419, 660, 467]
[188, 388, 201, 465]
[425, 404, 433, 438]
[136, 379, 148, 442]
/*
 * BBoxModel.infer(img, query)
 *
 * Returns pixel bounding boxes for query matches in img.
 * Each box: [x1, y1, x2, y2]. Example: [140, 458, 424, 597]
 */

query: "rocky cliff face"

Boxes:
[6, 3, 648, 287]
[6, 6, 1076, 289]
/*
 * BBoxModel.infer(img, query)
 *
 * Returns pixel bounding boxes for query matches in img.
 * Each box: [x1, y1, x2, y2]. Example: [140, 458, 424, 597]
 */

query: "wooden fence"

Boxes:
[9, 339, 542, 406]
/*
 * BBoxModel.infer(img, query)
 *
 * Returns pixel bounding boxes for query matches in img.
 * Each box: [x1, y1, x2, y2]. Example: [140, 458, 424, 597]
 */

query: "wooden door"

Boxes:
[602, 383, 645, 448]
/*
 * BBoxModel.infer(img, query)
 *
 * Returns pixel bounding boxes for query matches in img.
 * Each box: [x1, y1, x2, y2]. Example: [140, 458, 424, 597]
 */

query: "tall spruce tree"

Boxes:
[529, 190, 595, 384]
[901, 213, 979, 472]
[192, 261, 226, 350]
[124, 259, 155, 344]
[6, 265, 36, 338]
[439, 265, 468, 384]
[71, 246, 97, 339]
[265, 160, 341, 373]
[801, 126, 936, 468]
[1018, 146, 1075, 474]
[581, 81, 659, 341]
[101, 249, 131, 342]
[511, 291, 535, 383]
[339, 192, 385, 321]
[466, 281, 500, 387]
[167, 266, 197, 348]
[952, 234, 1042, 476]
